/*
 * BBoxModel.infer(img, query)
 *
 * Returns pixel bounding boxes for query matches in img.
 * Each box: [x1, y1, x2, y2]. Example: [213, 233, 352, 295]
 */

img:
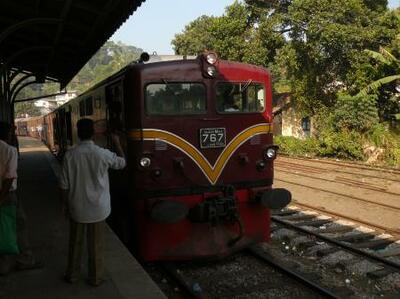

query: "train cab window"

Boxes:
[146, 82, 206, 115]
[216, 82, 265, 113]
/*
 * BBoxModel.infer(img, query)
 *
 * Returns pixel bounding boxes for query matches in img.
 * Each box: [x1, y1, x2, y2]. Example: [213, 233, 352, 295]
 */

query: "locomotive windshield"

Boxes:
[146, 82, 206, 115]
[216, 82, 265, 113]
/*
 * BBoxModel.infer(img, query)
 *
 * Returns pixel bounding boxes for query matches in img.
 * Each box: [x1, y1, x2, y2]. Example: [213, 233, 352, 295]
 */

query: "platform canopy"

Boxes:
[0, 0, 146, 88]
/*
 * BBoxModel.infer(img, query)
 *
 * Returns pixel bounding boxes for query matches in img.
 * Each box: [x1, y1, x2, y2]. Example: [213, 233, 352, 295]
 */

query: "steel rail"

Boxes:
[249, 246, 343, 299]
[162, 262, 205, 299]
[288, 201, 400, 236]
[275, 160, 400, 183]
[276, 167, 399, 196]
[271, 216, 400, 272]
[279, 155, 400, 175]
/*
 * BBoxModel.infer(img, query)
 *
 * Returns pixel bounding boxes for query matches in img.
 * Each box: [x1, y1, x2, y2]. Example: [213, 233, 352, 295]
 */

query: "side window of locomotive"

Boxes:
[85, 97, 93, 116]
[216, 82, 265, 113]
[65, 110, 73, 145]
[79, 100, 85, 117]
[52, 118, 58, 145]
[79, 97, 93, 117]
[146, 82, 206, 115]
[106, 83, 124, 131]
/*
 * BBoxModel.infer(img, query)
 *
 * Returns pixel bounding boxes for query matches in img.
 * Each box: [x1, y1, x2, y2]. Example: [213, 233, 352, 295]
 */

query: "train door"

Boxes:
[106, 81, 125, 136]
[105, 80, 131, 245]
[52, 113, 60, 154]
[65, 108, 73, 146]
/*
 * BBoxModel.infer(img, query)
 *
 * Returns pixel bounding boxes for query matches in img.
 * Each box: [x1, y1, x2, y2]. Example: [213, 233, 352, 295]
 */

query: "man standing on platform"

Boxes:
[0, 121, 40, 275]
[59, 118, 126, 286]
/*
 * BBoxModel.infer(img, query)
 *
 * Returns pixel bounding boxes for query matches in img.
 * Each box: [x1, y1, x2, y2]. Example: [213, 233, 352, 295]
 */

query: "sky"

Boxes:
[110, 0, 400, 55]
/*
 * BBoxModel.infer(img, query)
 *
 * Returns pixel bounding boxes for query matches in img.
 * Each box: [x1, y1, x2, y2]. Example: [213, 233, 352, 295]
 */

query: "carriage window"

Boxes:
[85, 97, 93, 116]
[79, 100, 85, 117]
[216, 82, 265, 113]
[146, 82, 206, 115]
[79, 97, 93, 116]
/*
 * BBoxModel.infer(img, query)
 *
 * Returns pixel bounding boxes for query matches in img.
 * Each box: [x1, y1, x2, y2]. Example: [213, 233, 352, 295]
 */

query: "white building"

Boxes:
[34, 91, 77, 114]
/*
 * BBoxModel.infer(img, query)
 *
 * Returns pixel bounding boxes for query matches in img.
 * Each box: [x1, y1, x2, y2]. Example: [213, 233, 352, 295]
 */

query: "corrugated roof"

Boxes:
[0, 0, 146, 88]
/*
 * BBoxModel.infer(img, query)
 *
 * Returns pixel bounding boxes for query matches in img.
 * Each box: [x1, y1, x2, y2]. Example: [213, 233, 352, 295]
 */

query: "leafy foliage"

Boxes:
[277, 0, 398, 114]
[172, 1, 284, 66]
[357, 47, 400, 120]
[332, 93, 378, 132]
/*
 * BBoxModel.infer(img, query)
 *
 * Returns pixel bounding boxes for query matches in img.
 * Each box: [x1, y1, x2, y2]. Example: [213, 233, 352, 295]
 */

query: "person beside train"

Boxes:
[59, 118, 126, 286]
[0, 121, 41, 275]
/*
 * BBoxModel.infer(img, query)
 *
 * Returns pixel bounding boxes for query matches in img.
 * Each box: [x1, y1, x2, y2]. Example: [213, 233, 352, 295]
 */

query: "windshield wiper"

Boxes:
[241, 79, 253, 93]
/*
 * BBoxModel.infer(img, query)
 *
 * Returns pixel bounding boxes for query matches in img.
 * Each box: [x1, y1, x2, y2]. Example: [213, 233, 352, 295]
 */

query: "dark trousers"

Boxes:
[65, 219, 105, 284]
[0, 192, 34, 274]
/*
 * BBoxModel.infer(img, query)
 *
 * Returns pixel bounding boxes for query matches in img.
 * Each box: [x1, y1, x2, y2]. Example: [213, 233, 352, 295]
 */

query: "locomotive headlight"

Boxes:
[207, 66, 217, 77]
[140, 157, 151, 168]
[263, 146, 278, 160]
[206, 52, 218, 65]
[265, 148, 276, 159]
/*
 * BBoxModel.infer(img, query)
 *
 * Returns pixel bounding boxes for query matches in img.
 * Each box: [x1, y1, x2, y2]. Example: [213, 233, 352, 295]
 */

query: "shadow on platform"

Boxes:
[0, 137, 165, 299]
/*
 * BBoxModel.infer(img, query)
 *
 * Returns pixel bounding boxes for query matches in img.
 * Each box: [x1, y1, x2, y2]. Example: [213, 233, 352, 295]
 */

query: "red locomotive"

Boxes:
[17, 52, 291, 261]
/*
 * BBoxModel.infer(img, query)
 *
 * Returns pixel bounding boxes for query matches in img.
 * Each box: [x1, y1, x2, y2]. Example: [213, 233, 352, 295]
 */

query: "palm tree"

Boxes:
[358, 46, 400, 97]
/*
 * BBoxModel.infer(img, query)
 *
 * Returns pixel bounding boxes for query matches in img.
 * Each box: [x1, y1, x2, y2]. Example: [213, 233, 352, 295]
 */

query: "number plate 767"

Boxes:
[199, 128, 226, 149]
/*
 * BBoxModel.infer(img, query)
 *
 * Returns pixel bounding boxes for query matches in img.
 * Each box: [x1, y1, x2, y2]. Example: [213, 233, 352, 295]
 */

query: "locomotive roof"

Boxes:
[53, 57, 271, 113]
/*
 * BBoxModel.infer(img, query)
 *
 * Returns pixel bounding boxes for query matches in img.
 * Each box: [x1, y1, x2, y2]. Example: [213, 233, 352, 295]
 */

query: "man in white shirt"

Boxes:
[59, 118, 126, 286]
[0, 121, 39, 275]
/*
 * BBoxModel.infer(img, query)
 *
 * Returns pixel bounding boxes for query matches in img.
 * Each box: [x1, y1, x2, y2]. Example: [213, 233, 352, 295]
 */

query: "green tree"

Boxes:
[172, 1, 284, 66]
[14, 102, 42, 118]
[355, 9, 399, 120]
[172, 15, 216, 55]
[332, 93, 379, 132]
[359, 47, 400, 95]
[357, 47, 400, 120]
[274, 0, 398, 115]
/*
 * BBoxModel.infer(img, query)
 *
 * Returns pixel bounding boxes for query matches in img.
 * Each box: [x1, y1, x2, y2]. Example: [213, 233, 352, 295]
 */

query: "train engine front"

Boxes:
[125, 53, 291, 261]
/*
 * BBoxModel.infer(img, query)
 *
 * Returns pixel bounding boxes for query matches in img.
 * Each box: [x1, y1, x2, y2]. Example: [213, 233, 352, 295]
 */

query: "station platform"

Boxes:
[0, 137, 166, 299]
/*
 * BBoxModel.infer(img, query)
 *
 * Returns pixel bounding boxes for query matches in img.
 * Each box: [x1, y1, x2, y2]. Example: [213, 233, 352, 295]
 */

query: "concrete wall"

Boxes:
[274, 106, 313, 139]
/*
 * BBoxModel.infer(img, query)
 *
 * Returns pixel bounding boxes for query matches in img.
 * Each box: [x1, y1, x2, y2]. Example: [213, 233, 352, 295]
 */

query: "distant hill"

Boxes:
[69, 41, 143, 93]
[15, 41, 143, 118]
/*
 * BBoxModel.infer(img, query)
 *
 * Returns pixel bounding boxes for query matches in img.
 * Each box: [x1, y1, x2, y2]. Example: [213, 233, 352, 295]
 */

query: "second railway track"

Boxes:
[146, 205, 400, 298]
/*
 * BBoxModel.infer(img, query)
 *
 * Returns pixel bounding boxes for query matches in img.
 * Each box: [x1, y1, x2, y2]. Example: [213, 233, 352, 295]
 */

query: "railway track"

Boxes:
[276, 157, 400, 183]
[146, 205, 400, 298]
[275, 177, 400, 212]
[278, 155, 400, 176]
[276, 165, 398, 196]
[289, 200, 400, 237]
[272, 208, 400, 269]
[274, 156, 400, 235]
[159, 251, 340, 299]
[146, 206, 400, 298]
[269, 207, 400, 294]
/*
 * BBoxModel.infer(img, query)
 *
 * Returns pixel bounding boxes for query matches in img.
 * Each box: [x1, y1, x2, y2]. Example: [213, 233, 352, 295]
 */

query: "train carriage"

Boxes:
[18, 52, 291, 261]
